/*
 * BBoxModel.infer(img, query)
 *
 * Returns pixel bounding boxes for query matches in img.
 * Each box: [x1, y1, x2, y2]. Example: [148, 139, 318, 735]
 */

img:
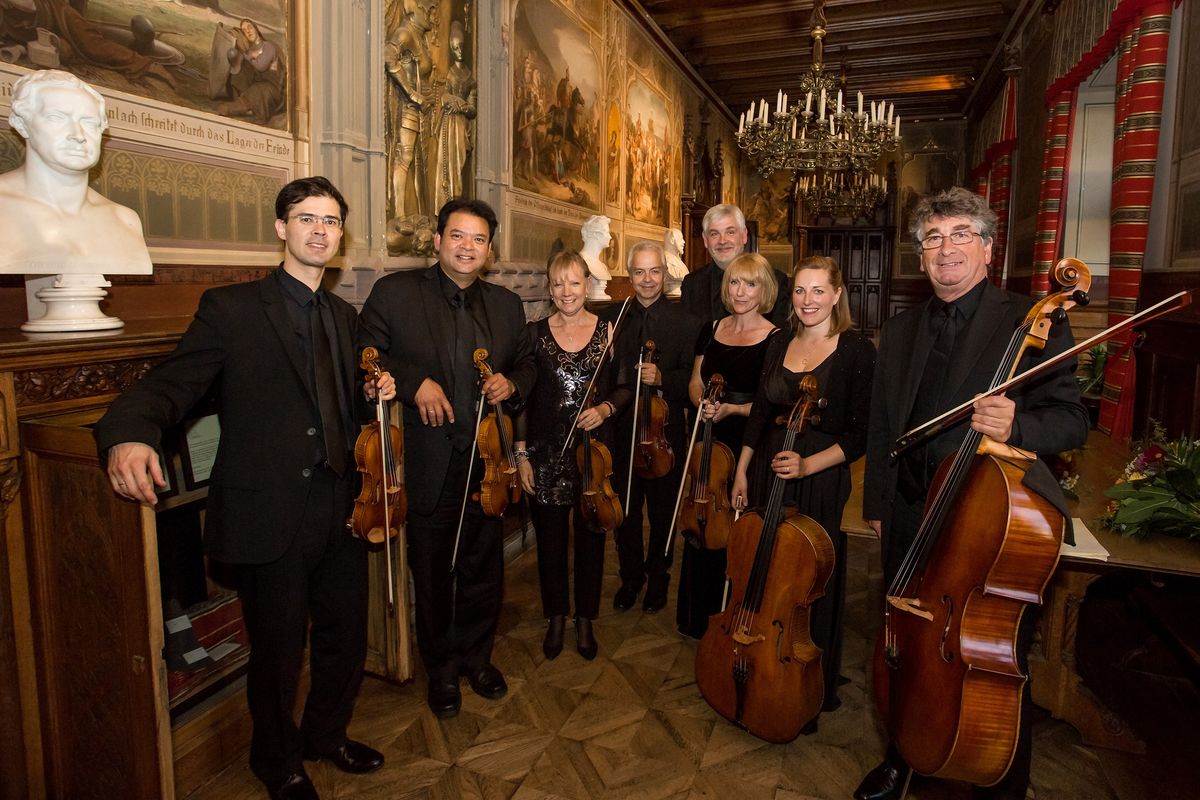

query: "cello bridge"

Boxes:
[732, 630, 766, 646]
[887, 596, 934, 621]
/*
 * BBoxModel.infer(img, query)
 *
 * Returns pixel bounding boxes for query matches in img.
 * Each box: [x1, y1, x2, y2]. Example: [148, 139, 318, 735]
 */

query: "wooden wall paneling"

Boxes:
[1134, 317, 1200, 440]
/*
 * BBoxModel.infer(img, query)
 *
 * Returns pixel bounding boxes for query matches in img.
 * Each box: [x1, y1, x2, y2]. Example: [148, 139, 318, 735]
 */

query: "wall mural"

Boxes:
[0, 0, 290, 130]
[625, 76, 671, 228]
[745, 170, 794, 245]
[605, 101, 620, 207]
[510, 0, 601, 211]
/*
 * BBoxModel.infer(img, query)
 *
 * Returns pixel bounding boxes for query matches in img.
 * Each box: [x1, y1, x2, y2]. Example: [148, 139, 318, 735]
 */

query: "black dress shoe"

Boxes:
[575, 616, 598, 660]
[303, 739, 384, 774]
[543, 615, 565, 659]
[465, 664, 507, 699]
[612, 584, 640, 610]
[268, 771, 319, 800]
[854, 753, 910, 800]
[427, 679, 461, 718]
[642, 586, 668, 614]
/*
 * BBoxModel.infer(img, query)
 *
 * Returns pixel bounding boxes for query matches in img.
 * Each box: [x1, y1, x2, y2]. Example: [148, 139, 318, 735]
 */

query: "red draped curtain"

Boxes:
[1030, 91, 1077, 298]
[1096, 1, 1174, 439]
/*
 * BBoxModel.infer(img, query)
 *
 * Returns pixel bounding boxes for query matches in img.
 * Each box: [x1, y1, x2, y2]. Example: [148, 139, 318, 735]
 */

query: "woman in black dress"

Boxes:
[515, 251, 618, 661]
[731, 255, 875, 712]
[676, 252, 780, 639]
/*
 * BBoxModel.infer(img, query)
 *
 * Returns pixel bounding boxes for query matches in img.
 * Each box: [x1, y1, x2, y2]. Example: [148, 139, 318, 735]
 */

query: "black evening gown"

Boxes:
[676, 323, 778, 639]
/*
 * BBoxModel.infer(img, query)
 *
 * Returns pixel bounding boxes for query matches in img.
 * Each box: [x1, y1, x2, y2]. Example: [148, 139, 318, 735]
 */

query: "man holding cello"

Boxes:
[358, 199, 535, 719]
[606, 241, 702, 613]
[857, 187, 1088, 800]
[97, 177, 395, 800]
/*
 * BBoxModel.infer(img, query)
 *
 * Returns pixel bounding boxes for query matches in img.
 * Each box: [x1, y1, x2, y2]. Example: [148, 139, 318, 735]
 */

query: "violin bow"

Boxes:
[449, 388, 488, 623]
[665, 393, 706, 558]
[625, 343, 645, 502]
[373, 362, 397, 614]
[891, 290, 1192, 458]
[558, 297, 633, 462]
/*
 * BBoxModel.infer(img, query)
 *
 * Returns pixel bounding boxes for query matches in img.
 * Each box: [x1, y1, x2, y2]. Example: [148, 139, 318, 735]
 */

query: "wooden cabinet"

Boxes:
[0, 321, 249, 799]
[803, 226, 896, 336]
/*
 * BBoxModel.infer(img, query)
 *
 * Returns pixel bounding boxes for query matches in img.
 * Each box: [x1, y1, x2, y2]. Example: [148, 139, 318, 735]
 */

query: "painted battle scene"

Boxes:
[0, 0, 289, 130]
[511, 0, 601, 211]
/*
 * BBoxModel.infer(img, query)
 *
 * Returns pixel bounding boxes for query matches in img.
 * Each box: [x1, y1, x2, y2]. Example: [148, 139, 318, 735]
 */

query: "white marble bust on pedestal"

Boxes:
[0, 70, 153, 332]
[580, 214, 612, 301]
[663, 227, 687, 297]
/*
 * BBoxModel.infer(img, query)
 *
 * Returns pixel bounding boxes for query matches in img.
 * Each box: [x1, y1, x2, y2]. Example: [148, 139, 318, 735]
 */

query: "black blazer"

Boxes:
[94, 274, 365, 565]
[358, 266, 536, 516]
[679, 260, 792, 328]
[863, 280, 1089, 540]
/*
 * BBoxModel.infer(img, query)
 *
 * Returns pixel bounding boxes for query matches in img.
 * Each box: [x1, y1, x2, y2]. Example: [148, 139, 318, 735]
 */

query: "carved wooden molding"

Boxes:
[15, 361, 158, 407]
[0, 459, 21, 517]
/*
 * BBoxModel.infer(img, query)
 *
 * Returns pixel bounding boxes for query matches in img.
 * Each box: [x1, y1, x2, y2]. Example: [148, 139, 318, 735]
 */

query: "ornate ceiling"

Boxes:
[634, 0, 1032, 124]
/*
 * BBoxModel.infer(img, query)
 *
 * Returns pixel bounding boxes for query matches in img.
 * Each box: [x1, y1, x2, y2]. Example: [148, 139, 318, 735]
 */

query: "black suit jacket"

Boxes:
[863, 280, 1089, 541]
[94, 274, 365, 565]
[679, 260, 792, 328]
[357, 266, 536, 516]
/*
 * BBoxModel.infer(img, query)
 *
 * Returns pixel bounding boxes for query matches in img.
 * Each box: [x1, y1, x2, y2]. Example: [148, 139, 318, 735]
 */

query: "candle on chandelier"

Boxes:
[777, 90, 783, 114]
[791, 117, 798, 139]
[748, 100, 755, 122]
[739, 112, 745, 134]
[761, 101, 768, 123]
[819, 88, 826, 120]
[857, 91, 863, 116]
[806, 92, 813, 114]
[837, 90, 843, 115]
[783, 92, 788, 113]
[895, 115, 901, 138]
[887, 103, 894, 126]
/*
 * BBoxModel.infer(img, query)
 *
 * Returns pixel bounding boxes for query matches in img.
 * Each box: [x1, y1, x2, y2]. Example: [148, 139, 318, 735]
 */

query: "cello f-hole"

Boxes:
[939, 595, 955, 663]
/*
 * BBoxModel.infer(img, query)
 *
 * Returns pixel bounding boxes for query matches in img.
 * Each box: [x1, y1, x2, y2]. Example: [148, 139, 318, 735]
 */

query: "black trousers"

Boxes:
[881, 496, 1034, 799]
[614, 464, 679, 595]
[406, 450, 503, 684]
[236, 466, 367, 785]
[675, 539, 727, 639]
[530, 500, 606, 619]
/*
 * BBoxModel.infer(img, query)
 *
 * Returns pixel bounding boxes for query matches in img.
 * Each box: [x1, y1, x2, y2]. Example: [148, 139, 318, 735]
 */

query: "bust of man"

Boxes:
[580, 214, 612, 300]
[0, 70, 152, 277]
[663, 227, 687, 297]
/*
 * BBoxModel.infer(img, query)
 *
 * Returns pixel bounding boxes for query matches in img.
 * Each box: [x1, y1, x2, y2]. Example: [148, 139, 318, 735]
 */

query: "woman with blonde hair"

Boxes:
[731, 255, 876, 715]
[676, 252, 781, 638]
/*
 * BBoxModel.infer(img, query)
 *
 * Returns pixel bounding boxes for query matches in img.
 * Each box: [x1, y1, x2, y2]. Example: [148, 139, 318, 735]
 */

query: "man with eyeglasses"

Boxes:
[679, 203, 790, 327]
[857, 187, 1087, 800]
[96, 177, 395, 800]
[358, 198, 535, 719]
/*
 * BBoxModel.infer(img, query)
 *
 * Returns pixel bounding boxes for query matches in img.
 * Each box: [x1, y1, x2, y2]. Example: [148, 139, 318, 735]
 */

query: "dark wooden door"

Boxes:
[805, 226, 894, 336]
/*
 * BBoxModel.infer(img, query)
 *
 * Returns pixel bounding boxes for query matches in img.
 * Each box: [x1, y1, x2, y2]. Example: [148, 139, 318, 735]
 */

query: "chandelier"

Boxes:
[734, 0, 899, 216]
[797, 171, 887, 219]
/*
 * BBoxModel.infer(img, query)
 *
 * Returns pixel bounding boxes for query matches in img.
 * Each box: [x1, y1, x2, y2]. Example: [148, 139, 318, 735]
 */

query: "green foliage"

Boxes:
[1102, 424, 1200, 540]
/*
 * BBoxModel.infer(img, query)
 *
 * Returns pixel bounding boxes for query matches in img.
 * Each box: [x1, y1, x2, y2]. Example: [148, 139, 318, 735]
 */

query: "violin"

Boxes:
[349, 346, 407, 544]
[631, 340, 674, 480]
[472, 348, 522, 518]
[576, 386, 624, 533]
[675, 374, 735, 549]
[695, 375, 834, 742]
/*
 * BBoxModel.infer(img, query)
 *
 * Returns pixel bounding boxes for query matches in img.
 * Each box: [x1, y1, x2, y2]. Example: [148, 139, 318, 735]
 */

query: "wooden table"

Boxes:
[1030, 431, 1200, 753]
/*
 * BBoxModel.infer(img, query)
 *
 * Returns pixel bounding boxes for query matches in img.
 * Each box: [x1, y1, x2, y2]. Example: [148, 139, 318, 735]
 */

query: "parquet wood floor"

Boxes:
[190, 535, 1196, 800]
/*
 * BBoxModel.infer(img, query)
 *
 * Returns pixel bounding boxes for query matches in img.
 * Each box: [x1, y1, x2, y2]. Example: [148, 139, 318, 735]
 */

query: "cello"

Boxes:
[695, 375, 834, 742]
[629, 339, 674, 482]
[674, 374, 736, 549]
[472, 348, 522, 517]
[873, 259, 1090, 784]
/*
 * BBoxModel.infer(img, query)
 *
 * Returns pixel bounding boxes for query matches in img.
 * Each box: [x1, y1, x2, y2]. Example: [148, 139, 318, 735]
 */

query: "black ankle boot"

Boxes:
[854, 745, 911, 800]
[575, 616, 597, 660]
[543, 615, 565, 660]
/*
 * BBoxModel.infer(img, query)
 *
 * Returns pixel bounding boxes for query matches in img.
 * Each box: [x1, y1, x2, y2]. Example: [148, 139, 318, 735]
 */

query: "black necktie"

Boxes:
[311, 294, 349, 475]
[898, 303, 960, 503]
[451, 289, 477, 451]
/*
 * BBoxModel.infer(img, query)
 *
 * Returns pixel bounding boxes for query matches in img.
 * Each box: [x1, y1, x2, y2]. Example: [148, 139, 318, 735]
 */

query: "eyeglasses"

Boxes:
[287, 213, 343, 229]
[920, 230, 980, 250]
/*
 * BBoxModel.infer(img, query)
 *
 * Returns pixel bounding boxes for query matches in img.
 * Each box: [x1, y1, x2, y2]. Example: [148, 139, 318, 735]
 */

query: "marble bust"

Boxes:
[663, 227, 688, 297]
[0, 70, 152, 331]
[580, 214, 612, 300]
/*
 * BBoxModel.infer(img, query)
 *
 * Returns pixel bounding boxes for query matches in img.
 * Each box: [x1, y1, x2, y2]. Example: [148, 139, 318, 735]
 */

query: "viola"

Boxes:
[349, 347, 407, 544]
[631, 340, 674, 480]
[472, 348, 522, 518]
[575, 386, 624, 533]
[676, 374, 735, 549]
[873, 258, 1090, 783]
[695, 375, 834, 742]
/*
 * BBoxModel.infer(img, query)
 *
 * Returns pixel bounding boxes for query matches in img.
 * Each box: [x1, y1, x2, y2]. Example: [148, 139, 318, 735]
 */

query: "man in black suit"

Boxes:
[605, 241, 702, 614]
[96, 177, 393, 800]
[679, 203, 791, 327]
[358, 199, 535, 718]
[855, 187, 1088, 800]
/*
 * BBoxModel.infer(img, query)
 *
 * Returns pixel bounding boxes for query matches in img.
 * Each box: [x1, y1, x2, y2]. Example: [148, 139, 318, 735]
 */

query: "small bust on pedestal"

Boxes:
[663, 227, 687, 297]
[0, 70, 153, 332]
[580, 214, 612, 301]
